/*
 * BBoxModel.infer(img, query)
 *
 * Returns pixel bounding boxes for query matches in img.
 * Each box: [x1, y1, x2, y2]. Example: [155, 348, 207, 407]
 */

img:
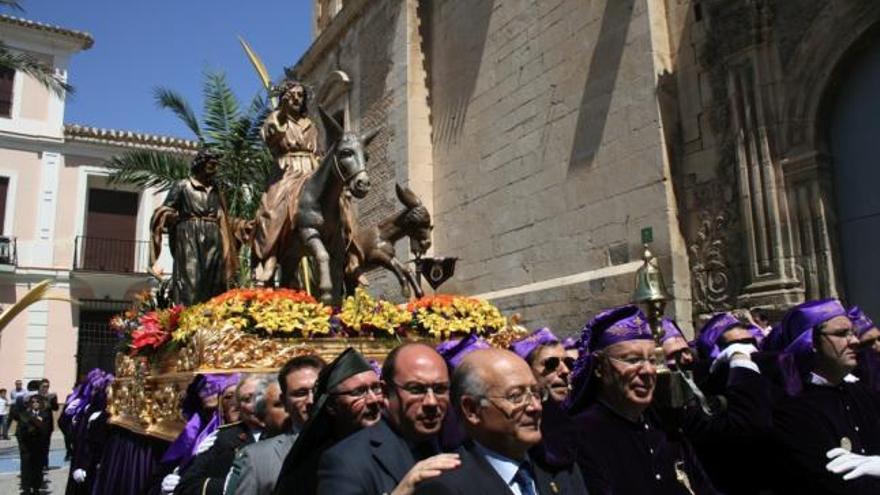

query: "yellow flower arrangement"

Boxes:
[337, 287, 411, 337]
[172, 288, 332, 341]
[407, 295, 507, 340]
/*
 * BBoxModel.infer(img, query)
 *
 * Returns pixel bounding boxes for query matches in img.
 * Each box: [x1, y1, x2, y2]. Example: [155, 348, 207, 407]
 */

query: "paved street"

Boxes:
[0, 432, 68, 494]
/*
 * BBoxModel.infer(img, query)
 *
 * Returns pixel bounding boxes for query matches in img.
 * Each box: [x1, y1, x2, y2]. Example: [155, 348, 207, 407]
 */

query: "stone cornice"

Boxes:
[0, 14, 94, 50]
[64, 124, 199, 153]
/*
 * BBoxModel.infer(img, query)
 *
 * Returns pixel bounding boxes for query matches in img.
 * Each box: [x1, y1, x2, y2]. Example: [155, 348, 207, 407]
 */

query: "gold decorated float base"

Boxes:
[108, 329, 406, 441]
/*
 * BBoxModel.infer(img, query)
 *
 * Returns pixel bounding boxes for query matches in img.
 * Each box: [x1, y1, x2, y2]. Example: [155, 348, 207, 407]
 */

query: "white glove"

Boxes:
[65, 399, 81, 414]
[710, 343, 758, 373]
[88, 411, 102, 423]
[195, 430, 218, 455]
[72, 469, 87, 483]
[161, 468, 181, 494]
[826, 448, 880, 480]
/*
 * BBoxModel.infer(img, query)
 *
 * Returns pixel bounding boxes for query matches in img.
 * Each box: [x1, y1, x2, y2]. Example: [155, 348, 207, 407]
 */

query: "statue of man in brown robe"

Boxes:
[150, 149, 240, 305]
[251, 79, 321, 283]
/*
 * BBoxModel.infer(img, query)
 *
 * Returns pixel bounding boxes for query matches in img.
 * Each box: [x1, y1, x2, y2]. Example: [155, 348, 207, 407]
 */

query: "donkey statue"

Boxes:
[281, 108, 376, 304]
[345, 183, 432, 298]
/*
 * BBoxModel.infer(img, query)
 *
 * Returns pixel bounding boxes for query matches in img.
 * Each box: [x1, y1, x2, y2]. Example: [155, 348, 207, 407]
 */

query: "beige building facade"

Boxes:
[0, 15, 191, 395]
[299, 0, 880, 335]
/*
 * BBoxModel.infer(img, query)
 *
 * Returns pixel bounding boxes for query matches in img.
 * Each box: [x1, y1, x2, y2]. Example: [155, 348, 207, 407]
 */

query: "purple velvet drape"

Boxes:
[90, 426, 168, 495]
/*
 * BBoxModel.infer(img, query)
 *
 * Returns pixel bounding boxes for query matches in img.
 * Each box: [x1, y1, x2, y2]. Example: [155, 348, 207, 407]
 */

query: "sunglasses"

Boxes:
[541, 356, 575, 372]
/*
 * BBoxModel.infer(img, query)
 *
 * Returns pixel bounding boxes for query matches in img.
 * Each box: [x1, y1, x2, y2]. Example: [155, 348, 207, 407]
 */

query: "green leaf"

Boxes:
[0, 44, 71, 96]
[104, 151, 190, 191]
[202, 70, 240, 144]
[154, 87, 202, 140]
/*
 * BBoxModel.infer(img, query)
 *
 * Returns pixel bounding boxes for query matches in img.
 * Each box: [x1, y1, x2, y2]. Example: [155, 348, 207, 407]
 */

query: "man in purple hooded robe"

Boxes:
[562, 305, 718, 494]
[768, 299, 880, 494]
[681, 313, 773, 495]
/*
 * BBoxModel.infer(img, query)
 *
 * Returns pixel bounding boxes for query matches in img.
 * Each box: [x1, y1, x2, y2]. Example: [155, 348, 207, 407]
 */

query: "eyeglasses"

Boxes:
[392, 381, 450, 397]
[821, 328, 856, 339]
[331, 382, 383, 399]
[485, 386, 547, 407]
[606, 354, 660, 369]
[541, 356, 575, 373]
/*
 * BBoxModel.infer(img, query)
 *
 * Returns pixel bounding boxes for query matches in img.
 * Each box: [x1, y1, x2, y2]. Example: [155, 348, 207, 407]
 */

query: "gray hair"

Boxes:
[237, 374, 275, 413]
[451, 360, 489, 411]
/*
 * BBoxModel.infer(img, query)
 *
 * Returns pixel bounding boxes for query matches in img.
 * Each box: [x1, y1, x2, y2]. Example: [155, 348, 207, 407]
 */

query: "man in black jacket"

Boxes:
[18, 394, 50, 495]
[416, 348, 587, 495]
[317, 343, 460, 495]
[176, 374, 272, 495]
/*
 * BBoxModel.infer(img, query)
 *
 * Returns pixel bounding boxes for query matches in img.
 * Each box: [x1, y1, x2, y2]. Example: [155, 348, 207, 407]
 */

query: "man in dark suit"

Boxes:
[274, 348, 385, 495]
[18, 394, 50, 495]
[226, 355, 325, 495]
[39, 378, 59, 470]
[318, 343, 461, 494]
[177, 374, 273, 495]
[416, 348, 587, 495]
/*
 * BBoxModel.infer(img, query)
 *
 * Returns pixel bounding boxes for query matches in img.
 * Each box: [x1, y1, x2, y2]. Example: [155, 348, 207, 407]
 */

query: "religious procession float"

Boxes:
[101, 53, 679, 442]
[106, 286, 522, 441]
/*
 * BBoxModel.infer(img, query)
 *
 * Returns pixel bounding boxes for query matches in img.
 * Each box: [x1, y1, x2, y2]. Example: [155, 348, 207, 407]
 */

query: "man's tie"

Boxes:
[513, 461, 537, 495]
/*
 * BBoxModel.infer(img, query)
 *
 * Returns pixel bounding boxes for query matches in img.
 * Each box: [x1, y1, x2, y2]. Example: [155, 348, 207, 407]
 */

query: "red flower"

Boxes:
[131, 310, 169, 352]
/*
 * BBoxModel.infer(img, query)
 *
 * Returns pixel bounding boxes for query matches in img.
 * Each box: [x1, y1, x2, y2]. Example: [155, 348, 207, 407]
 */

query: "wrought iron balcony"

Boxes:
[0, 236, 16, 268]
[74, 236, 150, 274]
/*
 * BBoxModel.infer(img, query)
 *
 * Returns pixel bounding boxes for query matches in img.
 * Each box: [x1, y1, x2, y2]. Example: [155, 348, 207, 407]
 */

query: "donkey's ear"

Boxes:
[395, 183, 422, 208]
[361, 127, 380, 148]
[319, 106, 343, 145]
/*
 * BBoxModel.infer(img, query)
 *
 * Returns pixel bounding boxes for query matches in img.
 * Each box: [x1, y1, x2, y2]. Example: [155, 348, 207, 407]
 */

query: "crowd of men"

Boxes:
[57, 297, 880, 494]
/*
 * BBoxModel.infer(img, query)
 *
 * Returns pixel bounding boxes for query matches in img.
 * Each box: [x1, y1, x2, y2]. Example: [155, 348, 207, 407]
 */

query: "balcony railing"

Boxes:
[0, 236, 16, 267]
[74, 236, 150, 274]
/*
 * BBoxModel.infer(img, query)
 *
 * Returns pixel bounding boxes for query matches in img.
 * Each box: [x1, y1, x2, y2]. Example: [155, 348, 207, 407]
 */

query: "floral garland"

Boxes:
[172, 288, 332, 342]
[336, 287, 411, 337]
[109, 290, 182, 357]
[406, 295, 507, 340]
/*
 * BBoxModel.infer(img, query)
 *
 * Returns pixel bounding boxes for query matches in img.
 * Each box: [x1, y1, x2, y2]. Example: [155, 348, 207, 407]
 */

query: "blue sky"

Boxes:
[20, 0, 312, 138]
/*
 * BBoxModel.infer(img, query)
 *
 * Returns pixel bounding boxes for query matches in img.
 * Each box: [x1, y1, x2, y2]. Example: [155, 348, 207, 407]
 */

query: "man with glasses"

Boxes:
[766, 299, 880, 494]
[415, 348, 586, 494]
[562, 305, 716, 494]
[177, 374, 273, 495]
[274, 348, 383, 495]
[511, 327, 573, 404]
[317, 343, 461, 494]
[226, 355, 325, 495]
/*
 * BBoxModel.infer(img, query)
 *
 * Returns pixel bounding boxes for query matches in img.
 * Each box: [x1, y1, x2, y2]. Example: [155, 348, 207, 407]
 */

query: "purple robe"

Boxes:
[569, 403, 718, 494]
[770, 380, 880, 494]
[684, 366, 773, 494]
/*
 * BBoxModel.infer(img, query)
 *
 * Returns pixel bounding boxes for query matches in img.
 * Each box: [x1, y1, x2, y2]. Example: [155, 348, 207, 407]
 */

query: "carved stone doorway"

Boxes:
[829, 36, 880, 317]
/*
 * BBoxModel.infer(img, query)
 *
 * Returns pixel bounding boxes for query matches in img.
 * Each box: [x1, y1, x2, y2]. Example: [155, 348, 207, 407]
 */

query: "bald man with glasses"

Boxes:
[317, 343, 460, 495]
[415, 348, 586, 495]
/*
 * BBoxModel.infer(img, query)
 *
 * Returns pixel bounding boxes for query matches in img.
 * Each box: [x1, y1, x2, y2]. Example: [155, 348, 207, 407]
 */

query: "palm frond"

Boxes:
[202, 71, 240, 143]
[154, 87, 202, 139]
[0, 44, 71, 96]
[105, 150, 190, 191]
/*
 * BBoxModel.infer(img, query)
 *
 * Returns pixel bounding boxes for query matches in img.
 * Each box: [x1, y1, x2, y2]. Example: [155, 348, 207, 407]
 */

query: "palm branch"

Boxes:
[0, 44, 71, 96]
[105, 150, 190, 191]
[202, 71, 240, 144]
[154, 87, 202, 139]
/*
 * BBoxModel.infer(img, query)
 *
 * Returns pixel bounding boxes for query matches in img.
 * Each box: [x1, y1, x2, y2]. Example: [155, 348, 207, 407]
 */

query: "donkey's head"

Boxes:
[320, 107, 375, 199]
[394, 183, 433, 257]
